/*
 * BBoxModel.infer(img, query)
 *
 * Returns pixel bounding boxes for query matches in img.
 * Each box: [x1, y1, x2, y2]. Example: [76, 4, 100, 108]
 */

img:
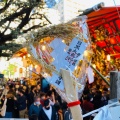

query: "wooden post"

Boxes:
[110, 71, 120, 100]
[61, 69, 83, 120]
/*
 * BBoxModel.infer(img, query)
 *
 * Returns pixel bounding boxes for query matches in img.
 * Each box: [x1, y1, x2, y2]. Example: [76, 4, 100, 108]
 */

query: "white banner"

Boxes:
[45, 73, 64, 90]
[43, 38, 87, 90]
[50, 38, 67, 71]
[65, 38, 87, 71]
[86, 66, 94, 84]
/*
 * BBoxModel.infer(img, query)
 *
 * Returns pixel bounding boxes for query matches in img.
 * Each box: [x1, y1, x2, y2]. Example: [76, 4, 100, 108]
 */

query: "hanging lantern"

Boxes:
[19, 68, 23, 73]
[107, 54, 110, 61]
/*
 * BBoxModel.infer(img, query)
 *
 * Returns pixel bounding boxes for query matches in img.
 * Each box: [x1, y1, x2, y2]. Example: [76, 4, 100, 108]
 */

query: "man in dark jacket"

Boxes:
[29, 96, 42, 120]
[38, 99, 56, 120]
[28, 85, 37, 108]
[15, 90, 27, 118]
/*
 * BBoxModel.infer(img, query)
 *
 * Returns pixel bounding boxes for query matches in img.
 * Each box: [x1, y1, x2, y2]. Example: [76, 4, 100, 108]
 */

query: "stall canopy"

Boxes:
[13, 48, 27, 57]
[87, 6, 120, 58]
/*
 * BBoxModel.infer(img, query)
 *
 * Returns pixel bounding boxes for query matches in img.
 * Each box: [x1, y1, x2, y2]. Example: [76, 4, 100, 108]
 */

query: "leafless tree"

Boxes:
[0, 0, 51, 57]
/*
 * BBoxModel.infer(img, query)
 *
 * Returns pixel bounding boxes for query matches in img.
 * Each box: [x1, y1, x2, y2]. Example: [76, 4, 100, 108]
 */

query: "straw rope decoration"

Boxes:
[23, 16, 92, 101]
[24, 17, 85, 75]
[25, 17, 88, 44]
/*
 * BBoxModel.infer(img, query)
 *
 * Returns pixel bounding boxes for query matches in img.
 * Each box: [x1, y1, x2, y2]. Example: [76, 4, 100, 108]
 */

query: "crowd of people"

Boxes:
[0, 77, 110, 120]
[81, 81, 110, 120]
[0, 77, 72, 120]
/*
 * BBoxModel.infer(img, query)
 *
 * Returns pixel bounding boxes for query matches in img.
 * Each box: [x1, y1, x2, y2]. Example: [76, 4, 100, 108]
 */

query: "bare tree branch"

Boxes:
[2, 21, 11, 34]
[0, 53, 12, 57]
[0, 7, 32, 26]
[43, 14, 52, 24]
[0, 0, 13, 14]
[23, 24, 43, 33]
[17, 8, 32, 29]
[0, 0, 51, 46]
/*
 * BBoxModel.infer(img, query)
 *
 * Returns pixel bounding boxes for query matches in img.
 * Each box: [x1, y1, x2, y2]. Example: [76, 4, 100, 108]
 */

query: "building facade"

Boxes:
[54, 0, 87, 23]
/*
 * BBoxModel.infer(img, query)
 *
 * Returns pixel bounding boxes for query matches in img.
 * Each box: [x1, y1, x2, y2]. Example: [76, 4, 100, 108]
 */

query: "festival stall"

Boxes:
[87, 6, 120, 79]
[83, 5, 120, 120]
[12, 48, 41, 85]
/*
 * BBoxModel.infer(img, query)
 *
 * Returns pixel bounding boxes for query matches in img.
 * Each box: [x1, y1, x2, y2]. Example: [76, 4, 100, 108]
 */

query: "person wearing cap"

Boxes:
[38, 99, 57, 120]
[29, 96, 42, 120]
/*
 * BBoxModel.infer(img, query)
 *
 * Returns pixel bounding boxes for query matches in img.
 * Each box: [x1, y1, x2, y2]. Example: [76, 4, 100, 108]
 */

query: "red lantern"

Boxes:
[110, 38, 116, 44]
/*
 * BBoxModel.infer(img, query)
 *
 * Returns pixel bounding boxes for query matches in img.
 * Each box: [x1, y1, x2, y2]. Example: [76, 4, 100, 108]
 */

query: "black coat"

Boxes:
[28, 92, 36, 106]
[38, 106, 57, 120]
[6, 98, 14, 112]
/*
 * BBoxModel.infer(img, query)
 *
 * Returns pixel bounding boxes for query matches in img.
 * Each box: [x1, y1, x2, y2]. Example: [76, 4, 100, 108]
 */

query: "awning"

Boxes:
[87, 6, 120, 58]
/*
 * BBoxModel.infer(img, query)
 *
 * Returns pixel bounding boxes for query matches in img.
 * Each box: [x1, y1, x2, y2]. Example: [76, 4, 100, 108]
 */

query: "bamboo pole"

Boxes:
[61, 69, 83, 120]
[90, 64, 110, 86]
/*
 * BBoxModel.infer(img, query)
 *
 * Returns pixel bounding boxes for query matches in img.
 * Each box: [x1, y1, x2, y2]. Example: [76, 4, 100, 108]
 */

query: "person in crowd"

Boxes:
[29, 96, 42, 120]
[8, 84, 16, 95]
[91, 87, 102, 109]
[20, 78, 25, 85]
[96, 85, 102, 97]
[62, 102, 72, 120]
[46, 90, 55, 106]
[38, 99, 57, 120]
[40, 92, 46, 106]
[13, 86, 20, 118]
[23, 86, 27, 93]
[54, 102, 63, 120]
[23, 86, 29, 97]
[14, 89, 27, 118]
[101, 89, 109, 107]
[28, 85, 37, 108]
[36, 84, 41, 96]
[1, 85, 9, 98]
[41, 77, 50, 93]
[82, 95, 94, 113]
[4, 93, 15, 118]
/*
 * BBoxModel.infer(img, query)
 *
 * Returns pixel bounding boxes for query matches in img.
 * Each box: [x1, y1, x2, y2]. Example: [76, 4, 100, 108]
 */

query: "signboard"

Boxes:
[49, 73, 64, 90]
[64, 38, 87, 71]
[47, 38, 87, 90]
